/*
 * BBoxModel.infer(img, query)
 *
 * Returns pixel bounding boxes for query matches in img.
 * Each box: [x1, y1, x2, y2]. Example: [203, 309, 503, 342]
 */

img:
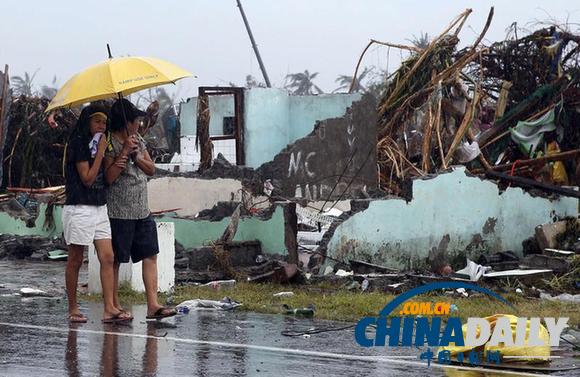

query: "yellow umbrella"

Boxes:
[46, 55, 193, 112]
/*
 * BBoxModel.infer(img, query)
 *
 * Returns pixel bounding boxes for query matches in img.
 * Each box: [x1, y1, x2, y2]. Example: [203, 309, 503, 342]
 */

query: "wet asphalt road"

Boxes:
[0, 261, 578, 377]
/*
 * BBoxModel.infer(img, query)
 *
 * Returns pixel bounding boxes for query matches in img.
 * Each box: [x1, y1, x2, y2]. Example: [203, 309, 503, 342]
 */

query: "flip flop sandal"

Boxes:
[119, 310, 134, 320]
[102, 312, 132, 324]
[146, 307, 177, 320]
[69, 314, 88, 323]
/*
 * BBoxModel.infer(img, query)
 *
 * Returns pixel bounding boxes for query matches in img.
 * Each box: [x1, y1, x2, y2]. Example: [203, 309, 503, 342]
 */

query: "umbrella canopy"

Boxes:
[46, 56, 193, 112]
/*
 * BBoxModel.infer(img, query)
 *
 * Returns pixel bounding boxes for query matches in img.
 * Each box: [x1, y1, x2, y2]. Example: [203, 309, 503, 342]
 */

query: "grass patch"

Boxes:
[82, 282, 579, 325]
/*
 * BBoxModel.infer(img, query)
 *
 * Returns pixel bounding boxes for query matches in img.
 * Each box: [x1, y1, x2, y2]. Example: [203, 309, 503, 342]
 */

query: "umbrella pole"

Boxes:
[117, 92, 136, 163]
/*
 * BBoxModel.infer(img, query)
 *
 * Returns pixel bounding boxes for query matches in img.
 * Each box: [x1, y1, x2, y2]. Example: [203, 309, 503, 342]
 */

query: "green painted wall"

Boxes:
[0, 203, 62, 238]
[158, 206, 288, 255]
[0, 203, 288, 256]
[325, 167, 579, 270]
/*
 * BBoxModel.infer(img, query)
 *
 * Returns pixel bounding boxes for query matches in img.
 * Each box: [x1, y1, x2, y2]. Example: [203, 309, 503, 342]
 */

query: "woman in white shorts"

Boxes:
[62, 105, 131, 323]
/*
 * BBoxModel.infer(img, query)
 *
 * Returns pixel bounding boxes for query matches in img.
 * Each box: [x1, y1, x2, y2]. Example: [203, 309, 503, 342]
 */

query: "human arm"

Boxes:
[75, 135, 106, 187]
[134, 149, 156, 176]
[104, 135, 137, 185]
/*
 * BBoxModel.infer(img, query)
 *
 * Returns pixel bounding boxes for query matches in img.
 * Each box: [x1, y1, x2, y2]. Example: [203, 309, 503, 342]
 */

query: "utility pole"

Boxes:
[236, 0, 272, 88]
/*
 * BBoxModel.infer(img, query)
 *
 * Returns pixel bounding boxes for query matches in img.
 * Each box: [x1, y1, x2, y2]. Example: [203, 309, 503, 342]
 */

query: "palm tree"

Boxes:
[334, 66, 373, 93]
[285, 70, 323, 95]
[408, 32, 431, 50]
[11, 70, 38, 96]
[40, 76, 58, 99]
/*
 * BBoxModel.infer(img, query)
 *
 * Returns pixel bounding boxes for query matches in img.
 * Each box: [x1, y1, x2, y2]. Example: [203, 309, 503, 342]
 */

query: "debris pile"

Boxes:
[1, 96, 77, 188]
[354, 8, 580, 195]
[0, 234, 65, 261]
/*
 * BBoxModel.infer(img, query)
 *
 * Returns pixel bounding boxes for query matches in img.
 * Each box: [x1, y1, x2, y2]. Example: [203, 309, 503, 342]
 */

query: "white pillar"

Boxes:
[88, 221, 175, 294]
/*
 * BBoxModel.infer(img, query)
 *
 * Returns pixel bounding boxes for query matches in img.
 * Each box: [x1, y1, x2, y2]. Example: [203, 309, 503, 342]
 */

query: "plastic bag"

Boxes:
[438, 314, 550, 363]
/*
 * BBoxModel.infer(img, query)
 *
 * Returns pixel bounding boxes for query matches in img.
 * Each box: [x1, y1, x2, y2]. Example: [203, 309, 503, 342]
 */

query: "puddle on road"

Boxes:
[0, 260, 577, 376]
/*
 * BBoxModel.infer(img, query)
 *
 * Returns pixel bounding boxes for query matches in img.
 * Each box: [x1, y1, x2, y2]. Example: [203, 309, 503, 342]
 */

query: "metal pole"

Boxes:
[236, 0, 272, 88]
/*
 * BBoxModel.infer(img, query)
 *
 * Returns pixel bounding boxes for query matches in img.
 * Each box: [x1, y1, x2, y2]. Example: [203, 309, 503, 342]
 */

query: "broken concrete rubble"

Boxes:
[186, 241, 262, 271]
[0, 234, 64, 261]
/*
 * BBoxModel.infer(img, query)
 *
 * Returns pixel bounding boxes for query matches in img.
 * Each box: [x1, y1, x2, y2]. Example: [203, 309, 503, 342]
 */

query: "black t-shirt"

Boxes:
[64, 134, 107, 206]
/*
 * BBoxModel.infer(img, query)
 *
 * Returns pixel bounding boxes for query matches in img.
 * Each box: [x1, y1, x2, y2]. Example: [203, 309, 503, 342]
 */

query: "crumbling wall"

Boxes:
[0, 203, 62, 238]
[322, 167, 578, 270]
[156, 203, 293, 255]
[243, 89, 362, 168]
[147, 176, 266, 217]
[257, 94, 378, 200]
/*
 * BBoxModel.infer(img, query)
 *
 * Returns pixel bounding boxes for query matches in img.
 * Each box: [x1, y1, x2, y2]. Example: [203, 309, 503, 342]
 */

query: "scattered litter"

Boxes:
[388, 283, 405, 289]
[539, 293, 580, 303]
[455, 259, 492, 281]
[201, 280, 236, 289]
[273, 291, 294, 298]
[302, 334, 311, 339]
[47, 250, 67, 261]
[515, 288, 523, 294]
[456, 288, 469, 297]
[439, 314, 551, 363]
[543, 248, 574, 256]
[483, 269, 552, 278]
[19, 288, 51, 297]
[335, 269, 353, 277]
[323, 266, 334, 276]
[361, 279, 369, 291]
[176, 297, 242, 312]
[282, 304, 315, 317]
[322, 208, 343, 217]
[344, 281, 361, 291]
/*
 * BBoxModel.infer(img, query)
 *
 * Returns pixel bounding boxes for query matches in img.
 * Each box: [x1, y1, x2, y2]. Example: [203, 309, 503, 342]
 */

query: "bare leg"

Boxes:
[93, 239, 121, 319]
[112, 261, 121, 309]
[65, 244, 85, 319]
[142, 255, 161, 314]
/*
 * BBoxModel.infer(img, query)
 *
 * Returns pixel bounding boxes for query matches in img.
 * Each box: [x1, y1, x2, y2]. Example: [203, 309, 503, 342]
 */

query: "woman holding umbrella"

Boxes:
[62, 104, 132, 323]
[104, 98, 176, 320]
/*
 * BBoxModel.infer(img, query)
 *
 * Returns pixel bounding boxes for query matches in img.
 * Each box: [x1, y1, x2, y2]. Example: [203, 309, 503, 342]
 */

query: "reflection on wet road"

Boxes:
[0, 261, 577, 377]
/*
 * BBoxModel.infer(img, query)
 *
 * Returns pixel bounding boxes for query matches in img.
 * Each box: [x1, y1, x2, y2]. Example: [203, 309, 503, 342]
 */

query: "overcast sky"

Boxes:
[1, 1, 578, 101]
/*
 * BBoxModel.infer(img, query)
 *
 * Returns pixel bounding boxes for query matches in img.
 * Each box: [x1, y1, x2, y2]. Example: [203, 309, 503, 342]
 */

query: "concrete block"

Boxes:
[88, 222, 175, 294]
[535, 221, 568, 251]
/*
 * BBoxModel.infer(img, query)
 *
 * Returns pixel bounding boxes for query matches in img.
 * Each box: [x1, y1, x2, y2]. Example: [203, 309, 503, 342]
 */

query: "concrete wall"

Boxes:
[0, 203, 62, 238]
[288, 94, 363, 141]
[256, 94, 377, 200]
[179, 88, 361, 169]
[179, 95, 235, 137]
[148, 176, 245, 217]
[243, 89, 290, 168]
[324, 167, 579, 270]
[88, 222, 175, 294]
[158, 205, 288, 255]
[244, 89, 361, 168]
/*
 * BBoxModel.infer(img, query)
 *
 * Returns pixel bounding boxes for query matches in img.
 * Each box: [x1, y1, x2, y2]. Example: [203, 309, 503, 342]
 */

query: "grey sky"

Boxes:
[1, 0, 578, 101]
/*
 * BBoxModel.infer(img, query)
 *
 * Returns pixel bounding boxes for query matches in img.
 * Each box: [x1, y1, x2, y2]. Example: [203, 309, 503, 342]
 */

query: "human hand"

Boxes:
[97, 134, 107, 156]
[122, 135, 139, 156]
[115, 155, 128, 169]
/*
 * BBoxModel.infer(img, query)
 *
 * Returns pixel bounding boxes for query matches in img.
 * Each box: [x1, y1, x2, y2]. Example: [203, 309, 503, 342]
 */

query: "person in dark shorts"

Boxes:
[104, 98, 175, 319]
[62, 105, 131, 323]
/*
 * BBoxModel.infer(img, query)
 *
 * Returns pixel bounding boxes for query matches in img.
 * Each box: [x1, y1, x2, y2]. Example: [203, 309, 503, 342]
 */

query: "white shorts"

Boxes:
[62, 204, 112, 246]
